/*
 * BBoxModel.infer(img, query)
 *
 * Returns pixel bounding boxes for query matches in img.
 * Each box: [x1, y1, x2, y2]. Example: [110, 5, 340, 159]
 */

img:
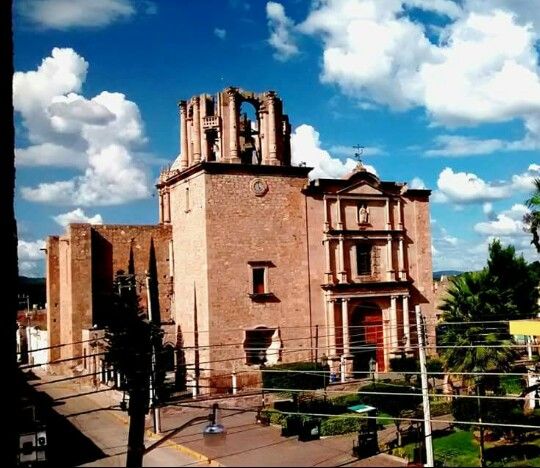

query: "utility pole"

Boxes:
[146, 271, 161, 434]
[415, 305, 434, 467]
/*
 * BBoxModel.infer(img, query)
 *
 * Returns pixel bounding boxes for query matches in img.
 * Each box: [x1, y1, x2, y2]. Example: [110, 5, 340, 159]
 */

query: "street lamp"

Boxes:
[473, 367, 486, 468]
[144, 403, 226, 455]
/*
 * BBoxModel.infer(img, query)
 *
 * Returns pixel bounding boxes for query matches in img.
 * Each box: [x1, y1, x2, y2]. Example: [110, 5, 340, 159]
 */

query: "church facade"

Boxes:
[46, 87, 434, 393]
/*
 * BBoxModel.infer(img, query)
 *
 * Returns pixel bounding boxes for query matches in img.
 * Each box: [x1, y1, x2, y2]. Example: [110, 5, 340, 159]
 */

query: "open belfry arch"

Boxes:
[46, 86, 434, 394]
[173, 87, 291, 170]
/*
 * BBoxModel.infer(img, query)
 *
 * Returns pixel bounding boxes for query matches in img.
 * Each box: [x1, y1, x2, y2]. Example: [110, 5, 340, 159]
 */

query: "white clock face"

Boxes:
[251, 178, 268, 196]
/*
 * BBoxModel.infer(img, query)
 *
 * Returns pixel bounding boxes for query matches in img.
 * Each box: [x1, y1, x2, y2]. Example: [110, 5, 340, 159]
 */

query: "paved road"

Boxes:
[26, 370, 202, 467]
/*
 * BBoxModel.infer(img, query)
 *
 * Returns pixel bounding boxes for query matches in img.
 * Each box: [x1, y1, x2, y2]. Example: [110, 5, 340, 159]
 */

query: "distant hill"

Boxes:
[433, 270, 462, 281]
[18, 276, 46, 309]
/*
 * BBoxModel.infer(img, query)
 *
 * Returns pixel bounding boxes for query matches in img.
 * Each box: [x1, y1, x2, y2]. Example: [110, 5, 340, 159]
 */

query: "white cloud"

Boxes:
[327, 144, 385, 157]
[18, 239, 46, 277]
[409, 177, 427, 189]
[16, 143, 86, 168]
[15, 48, 151, 206]
[474, 204, 530, 236]
[434, 167, 511, 204]
[297, 0, 540, 145]
[425, 135, 506, 156]
[53, 208, 103, 227]
[214, 28, 227, 40]
[511, 164, 540, 192]
[18, 0, 135, 30]
[291, 124, 377, 179]
[266, 2, 299, 61]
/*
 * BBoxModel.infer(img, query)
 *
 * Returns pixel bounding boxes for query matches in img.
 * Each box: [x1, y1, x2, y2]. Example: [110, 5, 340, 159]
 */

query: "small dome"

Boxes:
[170, 154, 183, 171]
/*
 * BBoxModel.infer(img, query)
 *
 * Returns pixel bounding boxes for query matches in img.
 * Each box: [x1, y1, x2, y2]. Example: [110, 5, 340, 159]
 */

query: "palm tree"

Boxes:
[524, 178, 540, 253]
[438, 271, 516, 390]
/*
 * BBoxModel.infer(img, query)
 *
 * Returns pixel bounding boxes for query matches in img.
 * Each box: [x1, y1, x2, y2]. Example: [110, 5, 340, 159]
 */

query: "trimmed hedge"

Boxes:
[430, 400, 452, 417]
[262, 362, 329, 391]
[261, 409, 286, 426]
[320, 415, 363, 436]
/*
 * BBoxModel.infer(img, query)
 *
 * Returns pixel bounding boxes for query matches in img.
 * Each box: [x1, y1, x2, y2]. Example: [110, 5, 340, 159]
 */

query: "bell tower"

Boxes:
[170, 87, 291, 172]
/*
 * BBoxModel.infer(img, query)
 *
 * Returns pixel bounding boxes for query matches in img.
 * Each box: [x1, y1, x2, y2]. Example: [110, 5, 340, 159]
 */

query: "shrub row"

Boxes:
[262, 362, 329, 391]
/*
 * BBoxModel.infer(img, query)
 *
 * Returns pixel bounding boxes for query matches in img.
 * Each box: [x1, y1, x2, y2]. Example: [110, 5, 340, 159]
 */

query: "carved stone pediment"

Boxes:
[337, 181, 384, 196]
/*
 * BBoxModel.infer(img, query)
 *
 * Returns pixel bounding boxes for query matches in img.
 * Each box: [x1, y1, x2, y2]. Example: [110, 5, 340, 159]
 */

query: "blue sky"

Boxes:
[13, 0, 540, 275]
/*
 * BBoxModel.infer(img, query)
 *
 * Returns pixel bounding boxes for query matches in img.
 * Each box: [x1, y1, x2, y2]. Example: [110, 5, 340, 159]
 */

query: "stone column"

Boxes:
[324, 236, 333, 284]
[336, 197, 343, 230]
[386, 234, 394, 281]
[158, 190, 164, 224]
[382, 308, 390, 372]
[327, 298, 336, 357]
[267, 94, 278, 165]
[338, 235, 347, 283]
[192, 97, 201, 164]
[341, 298, 350, 355]
[402, 295, 411, 352]
[385, 198, 392, 230]
[228, 90, 240, 163]
[323, 197, 330, 231]
[398, 236, 406, 280]
[397, 198, 403, 230]
[163, 189, 171, 224]
[199, 96, 209, 162]
[390, 295, 398, 354]
[179, 101, 188, 170]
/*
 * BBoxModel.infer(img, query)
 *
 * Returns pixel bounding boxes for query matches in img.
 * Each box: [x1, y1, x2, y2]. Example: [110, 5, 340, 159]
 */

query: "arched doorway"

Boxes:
[350, 303, 384, 374]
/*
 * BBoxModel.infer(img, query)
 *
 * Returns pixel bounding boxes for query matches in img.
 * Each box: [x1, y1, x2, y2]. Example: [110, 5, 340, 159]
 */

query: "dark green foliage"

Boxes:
[104, 272, 162, 405]
[320, 416, 362, 436]
[262, 362, 329, 391]
[524, 178, 540, 253]
[260, 409, 286, 426]
[390, 356, 420, 383]
[359, 382, 421, 416]
[429, 400, 452, 417]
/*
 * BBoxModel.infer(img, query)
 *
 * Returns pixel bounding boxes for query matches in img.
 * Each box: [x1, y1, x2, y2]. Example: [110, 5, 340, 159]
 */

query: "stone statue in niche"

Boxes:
[358, 204, 370, 224]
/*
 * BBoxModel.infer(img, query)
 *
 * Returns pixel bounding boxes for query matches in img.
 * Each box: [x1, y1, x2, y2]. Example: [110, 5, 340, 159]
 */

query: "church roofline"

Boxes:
[157, 162, 313, 188]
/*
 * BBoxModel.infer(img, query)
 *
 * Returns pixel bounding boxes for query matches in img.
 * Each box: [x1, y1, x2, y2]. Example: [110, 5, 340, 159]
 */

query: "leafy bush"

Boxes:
[329, 393, 362, 411]
[261, 409, 286, 426]
[390, 357, 420, 383]
[430, 400, 452, 417]
[320, 415, 362, 436]
[262, 362, 328, 391]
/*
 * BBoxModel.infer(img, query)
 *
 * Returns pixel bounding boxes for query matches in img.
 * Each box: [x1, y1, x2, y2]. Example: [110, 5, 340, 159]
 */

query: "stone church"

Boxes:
[46, 87, 434, 394]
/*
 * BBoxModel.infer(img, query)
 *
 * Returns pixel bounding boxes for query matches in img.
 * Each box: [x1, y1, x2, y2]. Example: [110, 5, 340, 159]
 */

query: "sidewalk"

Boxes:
[28, 369, 205, 467]
[152, 401, 408, 467]
[30, 369, 414, 466]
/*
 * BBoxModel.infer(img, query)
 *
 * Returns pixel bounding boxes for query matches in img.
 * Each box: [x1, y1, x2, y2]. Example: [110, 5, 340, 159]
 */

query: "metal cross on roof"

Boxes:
[353, 144, 364, 163]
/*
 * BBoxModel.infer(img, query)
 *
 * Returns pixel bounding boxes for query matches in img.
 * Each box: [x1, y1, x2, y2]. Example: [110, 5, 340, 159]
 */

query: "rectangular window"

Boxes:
[356, 244, 372, 275]
[252, 267, 266, 294]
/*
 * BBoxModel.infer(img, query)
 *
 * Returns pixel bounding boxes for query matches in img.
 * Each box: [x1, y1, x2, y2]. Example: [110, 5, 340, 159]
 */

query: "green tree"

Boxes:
[524, 178, 540, 253]
[486, 240, 539, 320]
[105, 272, 162, 468]
[438, 269, 516, 390]
[360, 382, 421, 446]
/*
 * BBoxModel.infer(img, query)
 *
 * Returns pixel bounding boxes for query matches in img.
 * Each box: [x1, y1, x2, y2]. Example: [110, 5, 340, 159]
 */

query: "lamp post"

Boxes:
[473, 367, 486, 468]
[144, 403, 225, 456]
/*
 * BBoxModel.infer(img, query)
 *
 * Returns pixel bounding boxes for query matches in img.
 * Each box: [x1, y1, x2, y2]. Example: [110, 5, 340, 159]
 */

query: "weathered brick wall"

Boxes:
[403, 195, 435, 347]
[168, 171, 211, 392]
[203, 171, 313, 390]
[58, 234, 73, 361]
[46, 236, 61, 361]
[53, 224, 172, 363]
[89, 224, 173, 325]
